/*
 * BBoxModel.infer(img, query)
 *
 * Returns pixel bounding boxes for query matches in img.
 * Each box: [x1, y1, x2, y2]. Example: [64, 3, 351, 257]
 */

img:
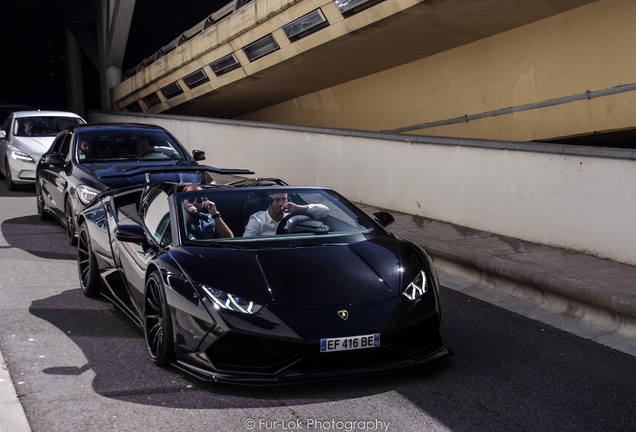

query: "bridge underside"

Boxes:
[116, 0, 594, 116]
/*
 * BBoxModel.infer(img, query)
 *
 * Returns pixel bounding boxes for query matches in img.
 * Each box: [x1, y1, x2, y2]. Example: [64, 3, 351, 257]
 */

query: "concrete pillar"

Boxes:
[65, 29, 85, 117]
[96, 0, 136, 109]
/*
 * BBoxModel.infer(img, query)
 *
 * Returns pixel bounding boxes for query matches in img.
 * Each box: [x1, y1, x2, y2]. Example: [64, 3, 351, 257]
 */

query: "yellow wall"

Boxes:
[240, 0, 636, 142]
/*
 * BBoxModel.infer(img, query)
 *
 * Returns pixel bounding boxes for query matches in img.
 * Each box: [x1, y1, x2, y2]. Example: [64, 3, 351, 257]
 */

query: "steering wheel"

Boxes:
[276, 211, 316, 234]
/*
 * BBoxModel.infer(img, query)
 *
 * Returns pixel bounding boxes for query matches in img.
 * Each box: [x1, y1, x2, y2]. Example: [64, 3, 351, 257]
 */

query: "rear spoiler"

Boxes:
[99, 164, 254, 178]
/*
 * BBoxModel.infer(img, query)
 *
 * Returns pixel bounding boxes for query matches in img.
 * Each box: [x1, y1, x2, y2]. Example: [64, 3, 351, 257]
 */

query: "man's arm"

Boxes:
[214, 213, 233, 238]
[199, 199, 233, 238]
[286, 202, 329, 218]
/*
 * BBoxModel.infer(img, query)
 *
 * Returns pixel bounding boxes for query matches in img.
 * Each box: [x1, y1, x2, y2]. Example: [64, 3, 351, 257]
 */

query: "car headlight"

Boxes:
[402, 270, 428, 301]
[11, 150, 35, 163]
[76, 184, 100, 205]
[201, 285, 262, 314]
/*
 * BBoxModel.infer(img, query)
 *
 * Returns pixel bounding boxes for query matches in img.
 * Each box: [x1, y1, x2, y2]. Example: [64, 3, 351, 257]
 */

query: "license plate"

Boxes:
[320, 333, 380, 352]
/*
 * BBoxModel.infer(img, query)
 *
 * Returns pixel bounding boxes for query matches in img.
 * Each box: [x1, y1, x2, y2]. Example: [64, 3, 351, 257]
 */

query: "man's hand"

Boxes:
[200, 198, 218, 216]
[283, 202, 308, 213]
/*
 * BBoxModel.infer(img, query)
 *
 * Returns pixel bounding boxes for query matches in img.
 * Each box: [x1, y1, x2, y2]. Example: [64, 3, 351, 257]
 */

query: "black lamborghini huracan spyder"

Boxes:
[77, 180, 450, 384]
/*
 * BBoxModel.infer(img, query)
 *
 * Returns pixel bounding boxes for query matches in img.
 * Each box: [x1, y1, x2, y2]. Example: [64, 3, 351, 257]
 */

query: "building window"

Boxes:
[242, 34, 280, 62]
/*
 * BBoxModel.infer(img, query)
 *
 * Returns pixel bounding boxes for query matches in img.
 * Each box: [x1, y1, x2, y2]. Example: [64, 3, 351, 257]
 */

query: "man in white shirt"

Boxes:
[243, 192, 329, 237]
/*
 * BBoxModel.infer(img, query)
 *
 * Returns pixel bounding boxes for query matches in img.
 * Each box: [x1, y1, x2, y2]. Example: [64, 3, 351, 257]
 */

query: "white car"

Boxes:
[0, 110, 85, 190]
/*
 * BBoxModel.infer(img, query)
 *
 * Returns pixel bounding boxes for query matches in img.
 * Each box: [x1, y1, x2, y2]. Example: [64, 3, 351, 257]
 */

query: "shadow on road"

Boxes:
[1, 214, 75, 260]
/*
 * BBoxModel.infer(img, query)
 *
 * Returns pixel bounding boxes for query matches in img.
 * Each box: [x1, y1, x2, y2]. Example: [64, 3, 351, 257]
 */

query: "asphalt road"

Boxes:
[1, 182, 635, 432]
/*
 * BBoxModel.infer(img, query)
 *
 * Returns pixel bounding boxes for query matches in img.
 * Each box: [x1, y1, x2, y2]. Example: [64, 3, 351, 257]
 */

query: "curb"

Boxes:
[0, 350, 31, 432]
[428, 237, 636, 331]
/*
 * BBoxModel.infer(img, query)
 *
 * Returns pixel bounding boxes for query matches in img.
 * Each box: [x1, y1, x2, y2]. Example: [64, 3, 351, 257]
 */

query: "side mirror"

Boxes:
[373, 211, 395, 228]
[43, 153, 64, 165]
[0, 130, 6, 139]
[115, 224, 148, 244]
[192, 150, 206, 161]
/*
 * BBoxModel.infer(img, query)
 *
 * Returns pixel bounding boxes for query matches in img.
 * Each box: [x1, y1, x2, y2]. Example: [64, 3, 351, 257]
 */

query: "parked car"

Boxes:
[35, 123, 252, 245]
[77, 181, 450, 384]
[0, 110, 85, 190]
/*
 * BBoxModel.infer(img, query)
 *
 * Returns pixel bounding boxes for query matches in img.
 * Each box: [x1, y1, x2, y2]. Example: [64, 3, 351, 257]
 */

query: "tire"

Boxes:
[65, 196, 77, 245]
[36, 181, 52, 221]
[77, 224, 100, 297]
[5, 158, 18, 191]
[144, 271, 176, 366]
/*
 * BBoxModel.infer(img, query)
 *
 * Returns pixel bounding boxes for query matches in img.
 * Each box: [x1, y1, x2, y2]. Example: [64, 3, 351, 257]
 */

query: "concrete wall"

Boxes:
[90, 110, 636, 266]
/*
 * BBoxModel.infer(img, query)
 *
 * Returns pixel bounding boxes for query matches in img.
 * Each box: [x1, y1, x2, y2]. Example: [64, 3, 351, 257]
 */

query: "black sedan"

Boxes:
[36, 123, 250, 244]
[77, 181, 450, 384]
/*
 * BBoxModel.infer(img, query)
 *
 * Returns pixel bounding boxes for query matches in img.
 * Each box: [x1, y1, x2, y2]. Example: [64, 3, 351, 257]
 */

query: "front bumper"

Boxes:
[173, 313, 450, 385]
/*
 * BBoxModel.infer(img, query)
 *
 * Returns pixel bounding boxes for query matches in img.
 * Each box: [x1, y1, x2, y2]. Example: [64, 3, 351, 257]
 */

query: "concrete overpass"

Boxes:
[102, 0, 636, 146]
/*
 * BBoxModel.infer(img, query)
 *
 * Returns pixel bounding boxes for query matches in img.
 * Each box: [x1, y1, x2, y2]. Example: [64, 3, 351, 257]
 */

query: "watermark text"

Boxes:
[244, 417, 391, 431]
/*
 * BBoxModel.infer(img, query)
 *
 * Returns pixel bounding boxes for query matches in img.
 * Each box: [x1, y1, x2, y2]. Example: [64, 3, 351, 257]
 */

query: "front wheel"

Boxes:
[144, 271, 175, 366]
[5, 158, 18, 191]
[65, 196, 77, 245]
[36, 181, 51, 221]
[77, 224, 100, 297]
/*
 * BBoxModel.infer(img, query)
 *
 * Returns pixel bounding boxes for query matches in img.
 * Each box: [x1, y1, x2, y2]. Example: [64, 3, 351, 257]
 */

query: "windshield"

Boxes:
[75, 129, 188, 163]
[174, 187, 382, 246]
[14, 116, 84, 137]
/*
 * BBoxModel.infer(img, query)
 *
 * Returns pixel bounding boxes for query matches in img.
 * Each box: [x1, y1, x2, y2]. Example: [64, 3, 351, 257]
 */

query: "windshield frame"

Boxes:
[172, 186, 384, 248]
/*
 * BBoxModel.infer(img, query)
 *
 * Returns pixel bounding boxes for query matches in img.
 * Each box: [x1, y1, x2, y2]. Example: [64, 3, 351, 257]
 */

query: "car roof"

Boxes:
[71, 123, 168, 132]
[11, 110, 84, 119]
[175, 184, 325, 195]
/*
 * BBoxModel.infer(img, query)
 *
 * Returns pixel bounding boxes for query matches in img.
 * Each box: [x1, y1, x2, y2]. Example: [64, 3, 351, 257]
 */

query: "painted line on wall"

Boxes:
[387, 82, 636, 133]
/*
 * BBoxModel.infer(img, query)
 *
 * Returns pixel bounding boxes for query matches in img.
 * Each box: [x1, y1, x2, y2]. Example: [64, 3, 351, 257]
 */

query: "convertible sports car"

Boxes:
[77, 180, 450, 384]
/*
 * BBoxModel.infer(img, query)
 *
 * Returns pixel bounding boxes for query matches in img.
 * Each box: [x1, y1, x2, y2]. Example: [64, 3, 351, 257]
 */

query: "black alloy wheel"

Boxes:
[65, 196, 77, 245]
[77, 224, 100, 297]
[144, 271, 175, 366]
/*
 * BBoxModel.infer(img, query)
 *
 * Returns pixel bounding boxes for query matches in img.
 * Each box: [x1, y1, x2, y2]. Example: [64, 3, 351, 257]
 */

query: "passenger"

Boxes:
[182, 184, 233, 239]
[57, 118, 73, 131]
[23, 120, 36, 136]
[243, 192, 329, 237]
[46, 120, 59, 135]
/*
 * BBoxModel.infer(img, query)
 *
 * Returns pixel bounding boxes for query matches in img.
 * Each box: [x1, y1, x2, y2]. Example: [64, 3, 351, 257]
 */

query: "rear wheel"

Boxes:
[65, 196, 77, 245]
[77, 224, 100, 297]
[144, 271, 175, 366]
[5, 158, 18, 191]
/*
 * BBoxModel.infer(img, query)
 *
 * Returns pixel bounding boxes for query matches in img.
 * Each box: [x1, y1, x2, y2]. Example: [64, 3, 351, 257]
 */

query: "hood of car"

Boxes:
[13, 136, 55, 157]
[178, 238, 403, 311]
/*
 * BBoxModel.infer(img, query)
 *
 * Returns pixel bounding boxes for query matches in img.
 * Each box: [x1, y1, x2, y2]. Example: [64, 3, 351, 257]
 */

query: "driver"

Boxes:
[243, 192, 328, 237]
[136, 137, 156, 158]
[183, 184, 233, 239]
